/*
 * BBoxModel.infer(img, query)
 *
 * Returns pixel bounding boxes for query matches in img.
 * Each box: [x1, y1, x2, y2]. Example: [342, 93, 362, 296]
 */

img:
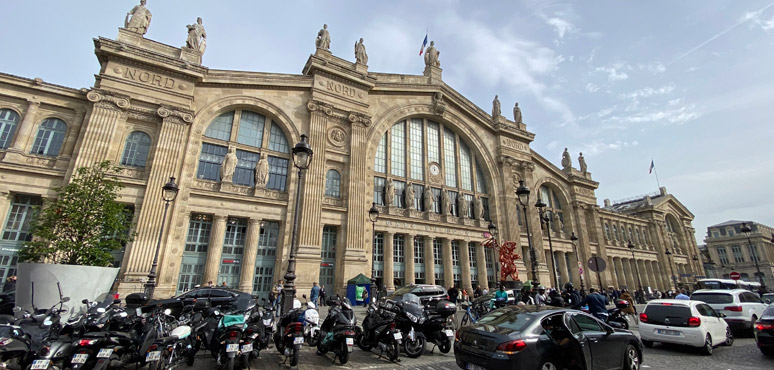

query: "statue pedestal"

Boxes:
[315, 48, 332, 60]
[180, 47, 202, 65]
[354, 63, 368, 74]
[116, 28, 144, 46]
[423, 65, 443, 84]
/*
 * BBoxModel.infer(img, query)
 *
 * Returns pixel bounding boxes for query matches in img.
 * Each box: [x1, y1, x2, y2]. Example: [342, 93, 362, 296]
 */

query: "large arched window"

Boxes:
[613, 225, 619, 241]
[31, 118, 67, 156]
[325, 169, 341, 198]
[0, 109, 20, 149]
[121, 131, 152, 168]
[197, 110, 291, 192]
[538, 185, 564, 233]
[372, 118, 489, 219]
[604, 223, 611, 240]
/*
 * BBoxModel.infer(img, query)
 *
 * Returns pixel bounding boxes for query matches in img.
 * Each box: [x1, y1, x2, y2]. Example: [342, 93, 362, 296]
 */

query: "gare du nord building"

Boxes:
[0, 19, 706, 299]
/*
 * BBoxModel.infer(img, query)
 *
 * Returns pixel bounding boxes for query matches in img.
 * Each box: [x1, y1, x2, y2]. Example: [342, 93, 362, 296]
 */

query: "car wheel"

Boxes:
[723, 327, 734, 346]
[761, 347, 774, 357]
[624, 344, 640, 370]
[749, 315, 758, 337]
[700, 334, 713, 356]
[537, 359, 559, 370]
[642, 340, 653, 348]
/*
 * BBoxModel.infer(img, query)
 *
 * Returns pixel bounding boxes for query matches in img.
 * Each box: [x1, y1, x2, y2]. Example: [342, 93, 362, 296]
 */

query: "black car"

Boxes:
[755, 305, 774, 357]
[149, 287, 257, 316]
[454, 306, 643, 370]
[383, 284, 448, 307]
[0, 290, 14, 315]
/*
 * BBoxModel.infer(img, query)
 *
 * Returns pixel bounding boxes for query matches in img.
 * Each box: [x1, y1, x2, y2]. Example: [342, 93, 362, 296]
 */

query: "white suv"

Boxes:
[639, 299, 732, 355]
[690, 289, 767, 334]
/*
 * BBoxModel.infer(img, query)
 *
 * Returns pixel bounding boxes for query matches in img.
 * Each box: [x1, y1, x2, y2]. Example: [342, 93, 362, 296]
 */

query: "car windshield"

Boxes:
[644, 304, 692, 326]
[477, 308, 536, 331]
[763, 305, 774, 316]
[389, 286, 416, 297]
[762, 294, 774, 304]
[691, 293, 733, 304]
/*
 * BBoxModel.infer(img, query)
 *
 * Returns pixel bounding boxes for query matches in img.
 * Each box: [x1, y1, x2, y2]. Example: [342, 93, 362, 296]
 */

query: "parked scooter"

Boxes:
[418, 300, 456, 354]
[300, 295, 320, 347]
[356, 298, 402, 362]
[392, 294, 428, 358]
[315, 295, 356, 364]
[254, 299, 275, 352]
[274, 298, 304, 367]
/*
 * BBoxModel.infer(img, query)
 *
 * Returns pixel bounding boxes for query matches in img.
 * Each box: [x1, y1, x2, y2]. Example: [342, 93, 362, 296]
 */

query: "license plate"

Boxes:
[467, 363, 486, 370]
[96, 349, 113, 358]
[444, 329, 454, 337]
[241, 343, 253, 352]
[71, 354, 88, 364]
[345, 338, 354, 345]
[393, 332, 402, 340]
[31, 360, 50, 370]
[293, 337, 304, 345]
[226, 344, 239, 352]
[657, 329, 680, 336]
[146, 351, 161, 362]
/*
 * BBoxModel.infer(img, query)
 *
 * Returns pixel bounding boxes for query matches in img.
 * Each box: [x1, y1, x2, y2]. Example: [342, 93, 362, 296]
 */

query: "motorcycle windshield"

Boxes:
[219, 314, 246, 329]
[399, 293, 421, 306]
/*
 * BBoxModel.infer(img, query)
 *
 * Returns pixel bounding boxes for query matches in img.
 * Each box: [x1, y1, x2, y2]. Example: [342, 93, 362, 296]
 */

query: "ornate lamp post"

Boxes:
[570, 232, 586, 296]
[487, 221, 500, 286]
[515, 180, 539, 291]
[144, 176, 179, 297]
[282, 134, 314, 316]
[741, 222, 765, 290]
[368, 202, 380, 299]
[535, 199, 559, 289]
[627, 241, 644, 303]
[692, 255, 699, 281]
[664, 248, 679, 293]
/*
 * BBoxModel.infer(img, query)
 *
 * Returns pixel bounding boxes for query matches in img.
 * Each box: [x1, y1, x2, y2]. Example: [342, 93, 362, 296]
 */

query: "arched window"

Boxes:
[613, 225, 619, 241]
[198, 110, 291, 191]
[325, 169, 341, 198]
[121, 131, 152, 168]
[0, 109, 20, 149]
[604, 223, 611, 240]
[539, 185, 564, 233]
[31, 118, 67, 156]
[628, 227, 633, 242]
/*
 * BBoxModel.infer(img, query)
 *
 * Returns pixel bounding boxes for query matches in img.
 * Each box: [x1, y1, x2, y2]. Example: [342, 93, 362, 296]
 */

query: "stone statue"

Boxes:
[125, 0, 152, 35]
[405, 184, 414, 208]
[561, 148, 571, 170]
[441, 191, 451, 215]
[553, 212, 563, 233]
[316, 24, 331, 50]
[355, 38, 368, 64]
[423, 187, 433, 212]
[513, 102, 522, 124]
[492, 95, 501, 118]
[185, 17, 207, 55]
[459, 196, 469, 217]
[385, 179, 395, 206]
[578, 152, 588, 174]
[475, 195, 483, 219]
[254, 156, 269, 187]
[424, 41, 440, 67]
[220, 148, 238, 182]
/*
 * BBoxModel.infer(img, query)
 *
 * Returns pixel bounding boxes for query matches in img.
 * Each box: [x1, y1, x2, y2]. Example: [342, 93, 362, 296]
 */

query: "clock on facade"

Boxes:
[429, 163, 441, 176]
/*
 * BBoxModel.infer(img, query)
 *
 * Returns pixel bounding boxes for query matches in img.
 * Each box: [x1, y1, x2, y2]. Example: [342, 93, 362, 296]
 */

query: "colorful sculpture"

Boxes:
[482, 235, 521, 282]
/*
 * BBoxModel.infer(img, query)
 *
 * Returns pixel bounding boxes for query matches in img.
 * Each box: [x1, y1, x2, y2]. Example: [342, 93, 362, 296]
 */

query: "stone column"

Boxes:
[0, 192, 14, 227]
[424, 236, 435, 285]
[442, 238, 453, 288]
[384, 232, 395, 291]
[341, 113, 373, 283]
[476, 242, 488, 290]
[238, 219, 263, 293]
[405, 233, 416, 285]
[459, 240, 472, 292]
[203, 215, 227, 284]
[581, 204, 612, 288]
[556, 251, 569, 288]
[612, 258, 623, 288]
[69, 91, 131, 171]
[7, 98, 41, 154]
[55, 109, 87, 170]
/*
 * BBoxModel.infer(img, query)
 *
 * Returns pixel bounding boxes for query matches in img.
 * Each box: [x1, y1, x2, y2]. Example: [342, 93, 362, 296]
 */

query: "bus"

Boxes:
[696, 278, 761, 291]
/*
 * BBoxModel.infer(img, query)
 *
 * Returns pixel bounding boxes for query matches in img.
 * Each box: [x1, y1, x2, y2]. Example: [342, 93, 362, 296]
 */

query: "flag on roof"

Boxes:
[649, 159, 655, 174]
[419, 33, 428, 55]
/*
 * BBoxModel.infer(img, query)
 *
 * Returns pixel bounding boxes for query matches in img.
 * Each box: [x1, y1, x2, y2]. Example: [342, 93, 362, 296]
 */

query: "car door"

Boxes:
[744, 292, 766, 319]
[696, 304, 723, 344]
[563, 313, 592, 370]
[571, 313, 620, 370]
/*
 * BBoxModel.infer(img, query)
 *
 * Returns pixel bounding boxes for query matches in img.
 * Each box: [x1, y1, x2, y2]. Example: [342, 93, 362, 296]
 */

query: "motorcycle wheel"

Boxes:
[226, 357, 234, 370]
[289, 345, 300, 367]
[387, 339, 400, 362]
[403, 332, 426, 358]
[437, 337, 452, 353]
[317, 340, 329, 355]
[338, 339, 349, 365]
[461, 314, 470, 327]
[308, 330, 321, 347]
[356, 332, 372, 351]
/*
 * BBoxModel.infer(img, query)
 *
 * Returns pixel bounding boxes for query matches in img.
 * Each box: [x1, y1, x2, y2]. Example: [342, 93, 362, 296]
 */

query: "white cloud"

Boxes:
[544, 17, 576, 39]
[619, 85, 675, 100]
[594, 63, 630, 81]
[578, 139, 640, 157]
[578, 105, 617, 121]
[585, 82, 600, 93]
[638, 62, 666, 74]
[604, 104, 700, 125]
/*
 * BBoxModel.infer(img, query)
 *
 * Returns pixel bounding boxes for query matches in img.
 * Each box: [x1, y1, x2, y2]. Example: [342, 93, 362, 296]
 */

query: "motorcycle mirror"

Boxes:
[113, 299, 122, 305]
[82, 299, 89, 304]
[97, 307, 106, 313]
[62, 297, 70, 303]
[164, 308, 172, 316]
[302, 294, 307, 299]
[12, 306, 21, 313]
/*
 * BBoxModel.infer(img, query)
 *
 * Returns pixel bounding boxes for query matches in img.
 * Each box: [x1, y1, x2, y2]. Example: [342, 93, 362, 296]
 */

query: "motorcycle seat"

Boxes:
[157, 336, 178, 346]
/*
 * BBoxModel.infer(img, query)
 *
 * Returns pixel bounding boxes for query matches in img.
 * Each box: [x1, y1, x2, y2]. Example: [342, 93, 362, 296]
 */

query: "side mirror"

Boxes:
[303, 294, 307, 299]
[82, 299, 89, 304]
[719, 313, 727, 318]
[113, 299, 122, 305]
[62, 297, 70, 303]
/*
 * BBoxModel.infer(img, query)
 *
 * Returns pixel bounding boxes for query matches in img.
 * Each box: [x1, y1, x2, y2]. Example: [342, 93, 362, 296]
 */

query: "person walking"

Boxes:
[448, 285, 458, 304]
[362, 288, 369, 307]
[619, 289, 637, 323]
[462, 289, 469, 302]
[319, 285, 326, 306]
[310, 282, 320, 307]
[675, 289, 690, 300]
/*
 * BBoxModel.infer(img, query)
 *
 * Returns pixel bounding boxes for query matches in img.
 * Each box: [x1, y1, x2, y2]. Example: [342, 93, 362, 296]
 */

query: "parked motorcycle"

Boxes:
[315, 295, 356, 364]
[392, 294, 428, 358]
[274, 298, 304, 367]
[607, 299, 631, 329]
[255, 299, 274, 352]
[300, 295, 320, 347]
[418, 300, 455, 354]
[356, 298, 402, 362]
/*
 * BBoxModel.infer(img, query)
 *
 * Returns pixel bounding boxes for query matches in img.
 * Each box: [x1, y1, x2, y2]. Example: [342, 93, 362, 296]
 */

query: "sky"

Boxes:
[1, 1, 773, 244]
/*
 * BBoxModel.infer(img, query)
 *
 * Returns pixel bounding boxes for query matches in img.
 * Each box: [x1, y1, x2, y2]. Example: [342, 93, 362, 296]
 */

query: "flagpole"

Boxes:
[652, 158, 661, 189]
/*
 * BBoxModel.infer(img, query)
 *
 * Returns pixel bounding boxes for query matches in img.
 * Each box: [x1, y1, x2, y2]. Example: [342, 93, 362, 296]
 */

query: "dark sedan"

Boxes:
[148, 287, 257, 316]
[454, 306, 642, 370]
[755, 305, 774, 357]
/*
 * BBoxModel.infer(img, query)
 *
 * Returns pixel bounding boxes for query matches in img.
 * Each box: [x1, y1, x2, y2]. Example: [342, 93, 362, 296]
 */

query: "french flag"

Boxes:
[419, 34, 428, 55]
[649, 159, 655, 174]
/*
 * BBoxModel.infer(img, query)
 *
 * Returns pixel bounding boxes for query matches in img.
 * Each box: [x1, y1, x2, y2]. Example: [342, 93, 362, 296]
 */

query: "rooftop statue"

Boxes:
[492, 95, 501, 118]
[316, 24, 331, 50]
[424, 41, 440, 67]
[355, 38, 368, 64]
[125, 0, 152, 35]
[185, 17, 207, 55]
[561, 148, 571, 170]
[513, 102, 522, 124]
[578, 152, 588, 174]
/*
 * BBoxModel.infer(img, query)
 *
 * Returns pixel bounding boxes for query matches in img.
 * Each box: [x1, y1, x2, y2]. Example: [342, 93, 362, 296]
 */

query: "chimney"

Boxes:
[659, 186, 667, 196]
[603, 199, 611, 207]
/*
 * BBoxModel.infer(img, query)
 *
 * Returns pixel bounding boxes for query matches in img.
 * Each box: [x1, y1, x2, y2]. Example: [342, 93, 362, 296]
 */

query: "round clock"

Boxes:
[429, 163, 440, 176]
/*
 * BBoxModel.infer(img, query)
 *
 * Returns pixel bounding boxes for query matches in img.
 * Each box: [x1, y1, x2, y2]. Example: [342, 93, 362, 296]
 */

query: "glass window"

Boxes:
[731, 245, 744, 263]
[414, 237, 424, 264]
[0, 109, 20, 149]
[373, 177, 385, 205]
[433, 239, 442, 265]
[393, 180, 405, 208]
[222, 218, 247, 255]
[427, 121, 441, 164]
[325, 169, 341, 198]
[409, 119, 424, 180]
[448, 191, 458, 217]
[233, 150, 260, 187]
[443, 128, 457, 187]
[468, 242, 477, 266]
[394, 234, 404, 263]
[236, 111, 265, 148]
[691, 293, 733, 304]
[2, 195, 41, 241]
[476, 307, 534, 331]
[390, 122, 405, 177]
[485, 248, 494, 270]
[481, 197, 490, 221]
[412, 184, 424, 211]
[321, 226, 337, 260]
[373, 233, 384, 262]
[452, 241, 460, 267]
[204, 112, 234, 141]
[613, 225, 619, 240]
[197, 143, 227, 181]
[717, 247, 729, 265]
[257, 221, 280, 257]
[267, 156, 288, 191]
[475, 160, 487, 194]
[749, 244, 760, 262]
[185, 214, 212, 253]
[431, 188, 441, 214]
[464, 194, 475, 219]
[572, 314, 603, 332]
[268, 123, 289, 153]
[121, 131, 152, 168]
[31, 118, 67, 156]
[374, 133, 387, 173]
[459, 141, 473, 191]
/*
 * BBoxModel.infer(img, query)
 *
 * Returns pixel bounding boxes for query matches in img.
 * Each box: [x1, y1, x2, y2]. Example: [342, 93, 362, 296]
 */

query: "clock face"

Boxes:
[429, 163, 440, 176]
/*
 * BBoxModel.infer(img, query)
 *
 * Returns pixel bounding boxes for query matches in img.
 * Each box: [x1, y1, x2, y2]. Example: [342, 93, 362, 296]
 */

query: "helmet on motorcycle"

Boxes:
[564, 282, 574, 291]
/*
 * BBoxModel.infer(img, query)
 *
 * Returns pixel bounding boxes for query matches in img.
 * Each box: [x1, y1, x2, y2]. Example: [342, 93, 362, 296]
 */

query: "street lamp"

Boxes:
[368, 202, 380, 299]
[570, 232, 586, 296]
[535, 199, 559, 290]
[488, 221, 500, 286]
[282, 134, 314, 316]
[628, 241, 644, 303]
[741, 222, 765, 290]
[144, 176, 179, 297]
[515, 180, 539, 291]
[664, 248, 679, 293]
[692, 255, 699, 281]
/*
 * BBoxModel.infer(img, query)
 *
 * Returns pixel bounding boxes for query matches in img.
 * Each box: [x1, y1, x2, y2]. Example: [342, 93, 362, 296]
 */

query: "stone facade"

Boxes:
[0, 23, 704, 299]
[702, 220, 773, 287]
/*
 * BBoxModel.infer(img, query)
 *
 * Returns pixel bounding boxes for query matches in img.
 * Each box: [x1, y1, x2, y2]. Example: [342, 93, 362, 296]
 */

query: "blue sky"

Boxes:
[2, 1, 773, 243]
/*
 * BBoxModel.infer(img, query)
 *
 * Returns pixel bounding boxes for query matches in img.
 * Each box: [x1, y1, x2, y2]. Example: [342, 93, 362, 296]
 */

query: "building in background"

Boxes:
[704, 220, 773, 287]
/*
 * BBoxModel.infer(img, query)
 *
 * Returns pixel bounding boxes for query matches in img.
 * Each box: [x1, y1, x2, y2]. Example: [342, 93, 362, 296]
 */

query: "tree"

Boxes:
[20, 161, 134, 266]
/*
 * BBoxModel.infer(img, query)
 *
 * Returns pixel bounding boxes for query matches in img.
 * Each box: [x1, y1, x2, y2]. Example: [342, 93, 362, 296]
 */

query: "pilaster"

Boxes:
[442, 238, 453, 288]
[384, 232, 394, 291]
[475, 242, 488, 290]
[0, 191, 14, 227]
[405, 233, 416, 285]
[424, 236, 435, 285]
[556, 251, 569, 288]
[459, 239, 472, 292]
[238, 219, 263, 293]
[7, 98, 41, 153]
[69, 90, 130, 171]
[203, 215, 227, 285]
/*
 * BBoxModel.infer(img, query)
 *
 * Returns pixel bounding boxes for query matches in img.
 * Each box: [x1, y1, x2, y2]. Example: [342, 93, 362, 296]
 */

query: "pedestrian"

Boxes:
[3, 276, 16, 293]
[207, 280, 214, 288]
[535, 286, 549, 306]
[310, 282, 320, 307]
[580, 288, 610, 321]
[474, 285, 482, 299]
[482, 287, 489, 296]
[619, 289, 637, 322]
[675, 289, 690, 300]
[520, 287, 534, 305]
[273, 280, 284, 316]
[448, 285, 458, 304]
[319, 285, 326, 306]
[548, 290, 565, 307]
[462, 289, 469, 302]
[221, 281, 227, 288]
[362, 288, 369, 307]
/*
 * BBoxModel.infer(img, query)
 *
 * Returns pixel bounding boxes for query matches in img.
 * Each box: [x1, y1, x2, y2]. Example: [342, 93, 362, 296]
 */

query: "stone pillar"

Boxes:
[7, 98, 41, 154]
[442, 238, 453, 288]
[579, 203, 612, 288]
[0, 192, 14, 226]
[556, 251, 569, 288]
[203, 215, 227, 285]
[459, 240, 472, 292]
[424, 236, 435, 285]
[55, 108, 87, 170]
[612, 258, 623, 288]
[384, 232, 395, 291]
[476, 242, 488, 290]
[341, 113, 372, 283]
[405, 233, 416, 285]
[238, 219, 263, 293]
[69, 91, 131, 171]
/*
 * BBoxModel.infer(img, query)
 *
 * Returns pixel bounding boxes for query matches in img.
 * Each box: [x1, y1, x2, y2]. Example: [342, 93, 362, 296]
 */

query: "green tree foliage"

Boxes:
[20, 161, 134, 266]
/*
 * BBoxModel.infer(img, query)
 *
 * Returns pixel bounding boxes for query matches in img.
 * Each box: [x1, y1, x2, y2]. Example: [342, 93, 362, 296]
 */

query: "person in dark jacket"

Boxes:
[448, 285, 459, 304]
[2, 276, 15, 293]
[580, 288, 609, 321]
[548, 290, 565, 307]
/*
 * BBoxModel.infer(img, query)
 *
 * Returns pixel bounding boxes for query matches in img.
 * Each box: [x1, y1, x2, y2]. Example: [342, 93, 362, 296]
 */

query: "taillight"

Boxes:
[78, 339, 98, 346]
[40, 346, 50, 356]
[688, 317, 701, 327]
[148, 344, 158, 351]
[756, 323, 774, 331]
[390, 322, 396, 330]
[661, 303, 672, 306]
[724, 306, 742, 312]
[639, 313, 648, 323]
[495, 339, 527, 354]
[455, 330, 461, 342]
[227, 331, 239, 339]
[343, 330, 356, 336]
